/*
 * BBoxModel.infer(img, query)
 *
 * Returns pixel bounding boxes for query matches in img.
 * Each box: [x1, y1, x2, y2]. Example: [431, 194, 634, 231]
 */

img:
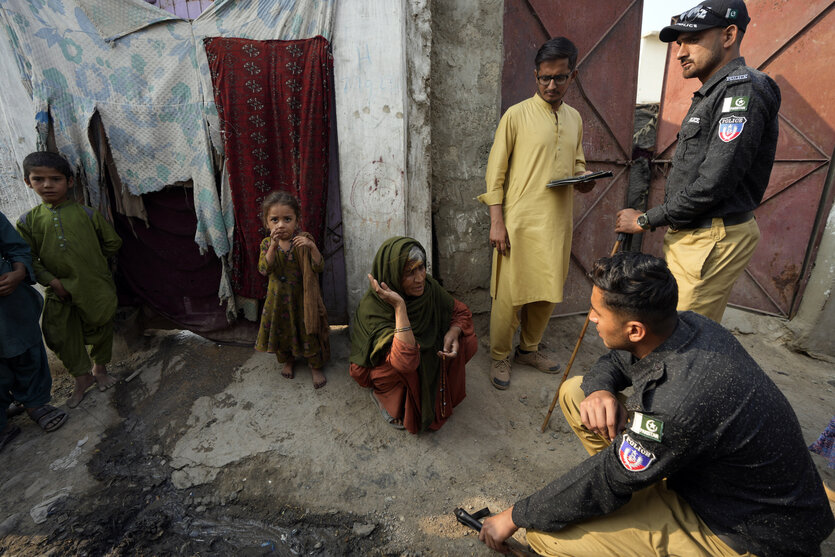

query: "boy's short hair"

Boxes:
[590, 252, 679, 334]
[22, 152, 73, 180]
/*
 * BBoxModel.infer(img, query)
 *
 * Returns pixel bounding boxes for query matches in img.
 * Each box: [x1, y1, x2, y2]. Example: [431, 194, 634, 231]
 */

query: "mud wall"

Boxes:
[405, 0, 433, 274]
[429, 0, 503, 314]
[789, 199, 835, 359]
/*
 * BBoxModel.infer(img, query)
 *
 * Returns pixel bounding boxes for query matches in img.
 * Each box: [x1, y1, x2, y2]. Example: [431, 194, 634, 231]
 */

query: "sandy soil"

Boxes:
[0, 308, 833, 556]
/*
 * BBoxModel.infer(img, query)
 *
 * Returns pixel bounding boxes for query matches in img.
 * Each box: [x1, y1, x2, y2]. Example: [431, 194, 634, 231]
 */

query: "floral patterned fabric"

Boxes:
[810, 416, 835, 469]
[205, 36, 331, 299]
[254, 236, 325, 368]
[0, 0, 227, 255]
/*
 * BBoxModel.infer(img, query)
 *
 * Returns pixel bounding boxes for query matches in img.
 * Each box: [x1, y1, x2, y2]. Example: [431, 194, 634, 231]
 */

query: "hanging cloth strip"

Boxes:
[205, 36, 331, 300]
[0, 0, 227, 257]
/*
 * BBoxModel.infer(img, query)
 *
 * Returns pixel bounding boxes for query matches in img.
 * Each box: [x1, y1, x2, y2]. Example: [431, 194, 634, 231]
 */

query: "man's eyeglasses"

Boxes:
[536, 73, 571, 86]
[677, 5, 729, 25]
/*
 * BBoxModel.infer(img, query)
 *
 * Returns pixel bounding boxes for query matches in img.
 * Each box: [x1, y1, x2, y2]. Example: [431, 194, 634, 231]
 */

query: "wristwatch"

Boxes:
[637, 213, 652, 231]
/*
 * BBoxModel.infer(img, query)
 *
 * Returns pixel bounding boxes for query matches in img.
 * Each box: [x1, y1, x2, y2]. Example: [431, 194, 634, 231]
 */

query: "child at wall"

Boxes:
[254, 192, 330, 388]
[16, 152, 122, 408]
[1, 211, 68, 452]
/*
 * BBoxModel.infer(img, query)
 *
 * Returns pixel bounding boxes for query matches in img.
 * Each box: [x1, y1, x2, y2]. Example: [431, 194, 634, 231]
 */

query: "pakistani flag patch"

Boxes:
[722, 96, 749, 113]
[630, 412, 664, 442]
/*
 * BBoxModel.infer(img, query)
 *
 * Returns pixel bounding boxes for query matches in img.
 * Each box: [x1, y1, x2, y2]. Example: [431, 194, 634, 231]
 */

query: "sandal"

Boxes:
[0, 424, 21, 452]
[369, 390, 405, 430]
[5, 401, 25, 418]
[27, 405, 69, 433]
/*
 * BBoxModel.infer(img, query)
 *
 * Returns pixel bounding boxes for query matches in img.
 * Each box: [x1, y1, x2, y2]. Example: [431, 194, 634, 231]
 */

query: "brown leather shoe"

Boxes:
[490, 357, 511, 390]
[514, 348, 561, 374]
[824, 480, 835, 504]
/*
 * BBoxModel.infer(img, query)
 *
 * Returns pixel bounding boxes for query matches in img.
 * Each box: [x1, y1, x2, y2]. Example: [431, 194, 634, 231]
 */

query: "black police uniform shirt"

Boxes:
[645, 57, 781, 229]
[511, 312, 834, 557]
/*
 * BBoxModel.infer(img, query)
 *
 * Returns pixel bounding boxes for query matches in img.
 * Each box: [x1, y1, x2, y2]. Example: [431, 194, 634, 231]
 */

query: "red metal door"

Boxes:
[503, 0, 644, 315]
[646, 0, 835, 317]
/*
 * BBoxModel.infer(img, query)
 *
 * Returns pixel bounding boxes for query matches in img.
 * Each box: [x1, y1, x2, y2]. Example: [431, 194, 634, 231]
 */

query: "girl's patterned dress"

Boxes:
[254, 237, 325, 368]
[810, 416, 835, 469]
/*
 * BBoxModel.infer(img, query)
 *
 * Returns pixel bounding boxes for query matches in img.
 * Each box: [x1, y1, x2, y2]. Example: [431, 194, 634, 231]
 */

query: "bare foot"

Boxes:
[92, 363, 117, 392]
[311, 367, 327, 389]
[68, 374, 96, 408]
[281, 360, 295, 379]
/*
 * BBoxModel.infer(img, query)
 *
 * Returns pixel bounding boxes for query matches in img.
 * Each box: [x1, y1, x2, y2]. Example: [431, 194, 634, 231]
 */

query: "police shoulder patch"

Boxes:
[718, 116, 747, 142]
[726, 73, 749, 83]
[618, 434, 656, 472]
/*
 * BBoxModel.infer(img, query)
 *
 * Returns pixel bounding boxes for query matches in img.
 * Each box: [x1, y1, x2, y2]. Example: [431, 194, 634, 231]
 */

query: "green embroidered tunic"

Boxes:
[17, 200, 121, 326]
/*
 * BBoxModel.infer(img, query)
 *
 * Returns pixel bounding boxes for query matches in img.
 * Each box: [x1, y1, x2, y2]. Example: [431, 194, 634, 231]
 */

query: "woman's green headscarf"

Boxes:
[349, 237, 454, 431]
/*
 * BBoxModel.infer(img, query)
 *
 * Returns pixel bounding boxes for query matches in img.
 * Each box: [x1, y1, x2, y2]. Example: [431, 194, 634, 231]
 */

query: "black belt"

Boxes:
[680, 211, 754, 230]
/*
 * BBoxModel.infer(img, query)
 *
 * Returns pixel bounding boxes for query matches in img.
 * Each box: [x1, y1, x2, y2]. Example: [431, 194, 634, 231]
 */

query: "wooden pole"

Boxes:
[540, 233, 626, 433]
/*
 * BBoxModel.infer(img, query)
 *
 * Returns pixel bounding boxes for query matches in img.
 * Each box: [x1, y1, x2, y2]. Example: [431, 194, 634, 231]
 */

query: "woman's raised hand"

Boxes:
[368, 273, 404, 308]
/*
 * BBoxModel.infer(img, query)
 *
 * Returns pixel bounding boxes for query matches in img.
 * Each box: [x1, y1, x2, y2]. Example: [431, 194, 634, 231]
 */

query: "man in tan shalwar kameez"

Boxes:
[479, 37, 596, 390]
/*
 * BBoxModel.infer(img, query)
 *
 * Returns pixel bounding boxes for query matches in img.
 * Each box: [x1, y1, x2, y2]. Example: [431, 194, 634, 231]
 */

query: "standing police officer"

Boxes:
[615, 0, 780, 322]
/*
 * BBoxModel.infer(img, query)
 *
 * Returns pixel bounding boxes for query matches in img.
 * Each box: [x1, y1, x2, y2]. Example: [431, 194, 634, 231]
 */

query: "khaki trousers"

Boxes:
[524, 376, 753, 557]
[489, 296, 556, 361]
[42, 298, 114, 377]
[663, 218, 760, 323]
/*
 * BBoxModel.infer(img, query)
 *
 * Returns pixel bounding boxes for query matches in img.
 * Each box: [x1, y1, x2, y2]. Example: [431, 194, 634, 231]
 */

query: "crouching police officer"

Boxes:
[479, 252, 833, 557]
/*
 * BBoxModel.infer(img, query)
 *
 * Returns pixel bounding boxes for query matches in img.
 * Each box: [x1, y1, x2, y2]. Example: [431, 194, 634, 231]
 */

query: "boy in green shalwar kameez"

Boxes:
[16, 152, 122, 408]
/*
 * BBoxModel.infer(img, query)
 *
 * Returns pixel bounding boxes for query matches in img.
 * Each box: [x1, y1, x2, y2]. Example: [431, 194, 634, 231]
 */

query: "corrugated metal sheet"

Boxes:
[646, 0, 835, 317]
[502, 0, 644, 314]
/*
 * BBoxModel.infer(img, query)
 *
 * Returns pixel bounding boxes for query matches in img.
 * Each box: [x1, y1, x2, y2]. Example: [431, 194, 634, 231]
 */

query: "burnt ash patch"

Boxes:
[7, 334, 386, 556]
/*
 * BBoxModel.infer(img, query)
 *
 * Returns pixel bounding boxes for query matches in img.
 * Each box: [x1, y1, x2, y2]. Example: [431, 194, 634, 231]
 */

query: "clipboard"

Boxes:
[546, 170, 613, 188]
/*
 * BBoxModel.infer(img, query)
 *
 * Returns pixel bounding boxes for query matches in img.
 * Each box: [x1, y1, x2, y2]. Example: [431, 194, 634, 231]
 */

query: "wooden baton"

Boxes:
[540, 233, 627, 433]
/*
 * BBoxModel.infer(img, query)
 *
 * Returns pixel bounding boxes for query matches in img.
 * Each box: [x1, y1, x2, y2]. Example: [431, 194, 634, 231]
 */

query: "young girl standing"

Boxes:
[255, 192, 330, 388]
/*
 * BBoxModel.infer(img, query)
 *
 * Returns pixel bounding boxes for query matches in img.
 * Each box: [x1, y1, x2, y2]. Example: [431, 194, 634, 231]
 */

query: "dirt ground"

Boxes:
[0, 307, 833, 556]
